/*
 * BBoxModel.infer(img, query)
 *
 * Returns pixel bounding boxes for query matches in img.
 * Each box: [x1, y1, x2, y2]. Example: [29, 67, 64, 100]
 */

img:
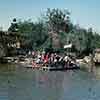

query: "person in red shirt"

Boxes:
[43, 53, 49, 66]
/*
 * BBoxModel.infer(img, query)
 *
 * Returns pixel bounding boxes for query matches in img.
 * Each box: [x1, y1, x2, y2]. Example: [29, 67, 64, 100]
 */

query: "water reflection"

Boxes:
[0, 64, 100, 100]
[61, 71, 100, 100]
[7, 65, 65, 100]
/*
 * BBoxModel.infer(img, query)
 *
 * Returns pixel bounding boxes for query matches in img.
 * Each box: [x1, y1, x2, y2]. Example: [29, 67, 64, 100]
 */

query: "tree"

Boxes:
[7, 9, 100, 56]
[44, 8, 71, 50]
[0, 31, 9, 57]
[10, 19, 49, 50]
[86, 28, 95, 54]
[93, 32, 100, 48]
[8, 18, 19, 32]
[45, 8, 71, 33]
[0, 31, 6, 57]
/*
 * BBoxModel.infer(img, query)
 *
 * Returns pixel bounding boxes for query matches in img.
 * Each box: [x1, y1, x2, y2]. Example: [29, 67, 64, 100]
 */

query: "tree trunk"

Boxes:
[50, 32, 61, 49]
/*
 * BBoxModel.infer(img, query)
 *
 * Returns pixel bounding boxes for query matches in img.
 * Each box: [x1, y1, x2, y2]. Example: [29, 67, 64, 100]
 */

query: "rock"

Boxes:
[83, 56, 91, 63]
[94, 52, 100, 63]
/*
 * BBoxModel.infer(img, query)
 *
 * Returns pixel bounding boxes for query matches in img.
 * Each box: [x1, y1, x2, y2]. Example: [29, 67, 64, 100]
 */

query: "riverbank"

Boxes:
[0, 55, 100, 72]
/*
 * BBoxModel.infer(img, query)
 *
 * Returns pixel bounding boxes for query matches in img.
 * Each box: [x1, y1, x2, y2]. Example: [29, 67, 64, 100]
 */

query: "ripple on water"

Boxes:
[0, 64, 100, 100]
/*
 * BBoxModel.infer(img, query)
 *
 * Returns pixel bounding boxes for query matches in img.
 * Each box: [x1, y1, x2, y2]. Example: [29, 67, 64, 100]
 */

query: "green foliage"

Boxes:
[0, 31, 8, 57]
[8, 20, 49, 50]
[59, 25, 100, 56]
[8, 18, 18, 32]
[43, 8, 72, 50]
[94, 33, 100, 48]
[45, 8, 71, 33]
[6, 8, 100, 57]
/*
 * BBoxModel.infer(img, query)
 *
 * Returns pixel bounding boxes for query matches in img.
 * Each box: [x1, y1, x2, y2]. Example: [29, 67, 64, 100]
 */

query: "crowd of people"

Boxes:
[30, 50, 78, 69]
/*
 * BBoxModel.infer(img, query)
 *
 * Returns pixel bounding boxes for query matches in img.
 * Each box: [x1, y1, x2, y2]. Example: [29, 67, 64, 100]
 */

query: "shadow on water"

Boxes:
[0, 64, 100, 100]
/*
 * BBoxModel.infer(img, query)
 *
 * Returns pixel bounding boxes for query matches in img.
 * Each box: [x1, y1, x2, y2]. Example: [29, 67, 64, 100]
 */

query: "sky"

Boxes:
[0, 0, 100, 33]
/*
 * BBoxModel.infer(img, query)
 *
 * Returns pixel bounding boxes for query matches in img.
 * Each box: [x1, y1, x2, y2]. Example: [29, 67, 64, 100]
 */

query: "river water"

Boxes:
[0, 64, 100, 100]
